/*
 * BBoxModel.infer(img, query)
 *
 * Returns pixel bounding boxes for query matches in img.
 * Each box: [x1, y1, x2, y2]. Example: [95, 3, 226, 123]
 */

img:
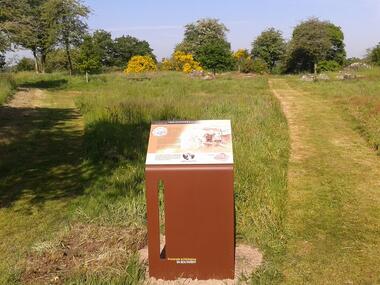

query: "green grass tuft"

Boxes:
[0, 73, 16, 104]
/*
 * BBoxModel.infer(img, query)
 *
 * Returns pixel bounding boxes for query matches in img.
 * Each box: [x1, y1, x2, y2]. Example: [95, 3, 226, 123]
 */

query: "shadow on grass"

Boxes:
[19, 79, 68, 90]
[84, 120, 150, 163]
[0, 105, 88, 209]
[0, 102, 153, 211]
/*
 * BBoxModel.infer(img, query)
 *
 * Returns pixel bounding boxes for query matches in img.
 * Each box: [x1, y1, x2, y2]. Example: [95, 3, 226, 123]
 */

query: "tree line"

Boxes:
[1, 1, 379, 74]
[0, 0, 155, 74]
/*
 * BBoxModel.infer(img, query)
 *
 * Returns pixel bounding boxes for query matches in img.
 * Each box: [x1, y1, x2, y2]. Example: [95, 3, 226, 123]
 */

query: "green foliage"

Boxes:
[113, 35, 155, 68]
[176, 18, 229, 54]
[325, 23, 346, 65]
[317, 60, 341, 72]
[77, 31, 156, 70]
[286, 18, 346, 73]
[43, 0, 90, 74]
[240, 57, 269, 74]
[46, 48, 80, 72]
[0, 0, 88, 73]
[15, 57, 35, 72]
[0, 0, 30, 50]
[76, 36, 102, 75]
[368, 42, 380, 66]
[91, 29, 115, 67]
[251, 28, 286, 72]
[195, 38, 233, 74]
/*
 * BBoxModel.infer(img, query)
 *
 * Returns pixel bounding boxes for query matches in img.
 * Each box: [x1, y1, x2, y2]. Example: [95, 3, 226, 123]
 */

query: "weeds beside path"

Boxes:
[269, 79, 380, 284]
[0, 87, 85, 283]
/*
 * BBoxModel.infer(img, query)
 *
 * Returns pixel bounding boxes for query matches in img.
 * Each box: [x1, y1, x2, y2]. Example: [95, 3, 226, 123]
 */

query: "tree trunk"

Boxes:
[85, 71, 88, 83]
[40, 53, 46, 74]
[65, 42, 73, 76]
[314, 63, 317, 74]
[32, 50, 39, 74]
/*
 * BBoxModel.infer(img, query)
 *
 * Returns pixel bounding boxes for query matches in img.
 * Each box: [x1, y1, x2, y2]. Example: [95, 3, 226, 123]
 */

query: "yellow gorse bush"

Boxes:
[233, 49, 250, 72]
[161, 59, 172, 71]
[233, 49, 250, 61]
[125, 55, 157, 74]
[161, 51, 203, 73]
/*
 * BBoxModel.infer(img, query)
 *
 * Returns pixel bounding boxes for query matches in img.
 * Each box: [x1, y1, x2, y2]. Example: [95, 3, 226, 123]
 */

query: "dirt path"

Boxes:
[0, 88, 85, 283]
[269, 79, 380, 284]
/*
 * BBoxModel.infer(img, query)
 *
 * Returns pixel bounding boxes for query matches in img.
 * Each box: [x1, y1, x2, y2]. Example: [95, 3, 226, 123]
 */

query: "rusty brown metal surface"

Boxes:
[145, 164, 235, 280]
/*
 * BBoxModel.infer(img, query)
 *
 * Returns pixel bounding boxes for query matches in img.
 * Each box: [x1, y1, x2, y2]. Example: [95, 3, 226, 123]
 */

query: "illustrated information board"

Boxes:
[146, 120, 233, 165]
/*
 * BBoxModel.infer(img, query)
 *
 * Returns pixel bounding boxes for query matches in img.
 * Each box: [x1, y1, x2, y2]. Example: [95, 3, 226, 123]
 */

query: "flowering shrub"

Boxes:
[125, 55, 157, 74]
[161, 59, 173, 71]
[240, 58, 268, 74]
[160, 51, 203, 73]
[233, 49, 250, 72]
[233, 49, 249, 61]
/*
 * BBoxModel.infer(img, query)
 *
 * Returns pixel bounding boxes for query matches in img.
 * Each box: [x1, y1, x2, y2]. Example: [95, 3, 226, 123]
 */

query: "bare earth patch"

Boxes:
[21, 224, 147, 285]
[5, 88, 45, 109]
[268, 80, 314, 162]
[0, 88, 46, 144]
[138, 241, 263, 285]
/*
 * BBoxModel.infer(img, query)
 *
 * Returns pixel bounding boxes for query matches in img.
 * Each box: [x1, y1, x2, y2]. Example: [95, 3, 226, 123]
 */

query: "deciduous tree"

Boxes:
[195, 38, 233, 75]
[1, 0, 58, 73]
[367, 43, 380, 66]
[91, 29, 114, 67]
[176, 18, 228, 55]
[251, 28, 286, 72]
[43, 0, 89, 75]
[286, 18, 346, 73]
[77, 35, 101, 82]
[113, 35, 155, 68]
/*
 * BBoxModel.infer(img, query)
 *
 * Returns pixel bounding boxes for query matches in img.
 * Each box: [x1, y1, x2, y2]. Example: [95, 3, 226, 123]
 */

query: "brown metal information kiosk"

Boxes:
[145, 120, 234, 280]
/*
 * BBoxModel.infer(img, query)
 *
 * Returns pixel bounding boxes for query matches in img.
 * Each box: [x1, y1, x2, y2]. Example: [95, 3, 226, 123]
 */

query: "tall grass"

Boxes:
[5, 72, 289, 283]
[69, 72, 289, 282]
[0, 73, 16, 104]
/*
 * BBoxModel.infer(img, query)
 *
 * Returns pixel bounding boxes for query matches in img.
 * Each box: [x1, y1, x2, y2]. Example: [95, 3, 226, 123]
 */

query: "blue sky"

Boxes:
[7, 0, 380, 61]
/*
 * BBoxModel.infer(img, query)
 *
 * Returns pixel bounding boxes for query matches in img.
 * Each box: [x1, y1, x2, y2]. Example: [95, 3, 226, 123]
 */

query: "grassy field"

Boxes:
[271, 72, 380, 284]
[287, 67, 380, 154]
[0, 72, 289, 284]
[0, 73, 16, 104]
[1, 69, 379, 284]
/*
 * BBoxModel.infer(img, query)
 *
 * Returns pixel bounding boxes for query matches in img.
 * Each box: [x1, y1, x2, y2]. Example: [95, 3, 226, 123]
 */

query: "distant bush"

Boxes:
[233, 49, 250, 72]
[367, 42, 380, 66]
[15, 57, 35, 72]
[241, 58, 269, 74]
[317, 60, 341, 72]
[46, 49, 75, 73]
[125, 55, 157, 74]
[160, 51, 203, 73]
